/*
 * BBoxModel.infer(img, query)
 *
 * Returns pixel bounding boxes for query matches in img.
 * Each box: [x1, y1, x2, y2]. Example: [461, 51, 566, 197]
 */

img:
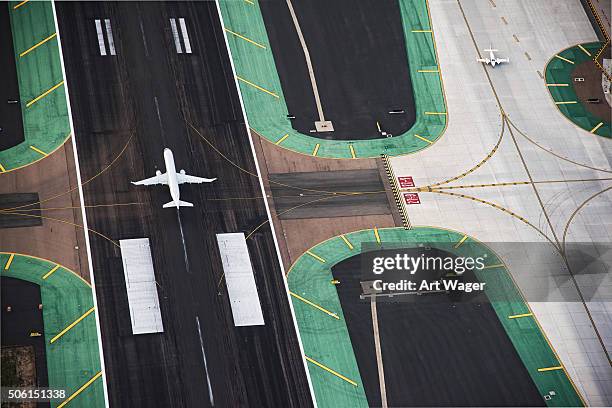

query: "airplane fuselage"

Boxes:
[164, 148, 181, 205]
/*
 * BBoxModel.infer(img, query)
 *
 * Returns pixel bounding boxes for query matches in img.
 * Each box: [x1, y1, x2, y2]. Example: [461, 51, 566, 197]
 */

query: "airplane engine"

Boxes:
[156, 170, 162, 176]
[180, 169, 186, 175]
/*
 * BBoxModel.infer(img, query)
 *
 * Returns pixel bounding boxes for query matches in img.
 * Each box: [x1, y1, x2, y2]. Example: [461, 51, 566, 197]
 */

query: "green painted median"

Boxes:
[218, 0, 446, 158]
[287, 227, 583, 407]
[1, 253, 104, 408]
[1, 1, 71, 173]
[545, 42, 611, 138]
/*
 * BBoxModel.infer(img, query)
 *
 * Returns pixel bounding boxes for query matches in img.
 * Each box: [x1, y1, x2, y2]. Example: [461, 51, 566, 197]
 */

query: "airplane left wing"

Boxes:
[131, 173, 168, 185]
[176, 173, 217, 184]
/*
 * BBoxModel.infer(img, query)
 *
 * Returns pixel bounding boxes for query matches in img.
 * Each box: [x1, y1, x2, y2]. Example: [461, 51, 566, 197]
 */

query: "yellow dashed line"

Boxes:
[482, 263, 504, 270]
[509, 313, 533, 319]
[275, 133, 289, 145]
[577, 44, 592, 57]
[454, 235, 468, 248]
[340, 234, 353, 250]
[411, 29, 432, 33]
[26, 81, 64, 107]
[50, 307, 96, 344]
[4, 254, 15, 270]
[29, 145, 48, 157]
[306, 250, 325, 263]
[373, 227, 381, 244]
[57, 371, 103, 408]
[554, 54, 574, 64]
[305, 356, 357, 386]
[414, 134, 433, 144]
[417, 69, 439, 73]
[20, 32, 57, 57]
[312, 143, 320, 156]
[424, 111, 447, 115]
[42, 265, 60, 280]
[590, 122, 603, 133]
[546, 83, 568, 87]
[538, 366, 563, 372]
[349, 144, 356, 159]
[13, 0, 29, 9]
[243, 0, 254, 4]
[555, 101, 577, 105]
[290, 292, 338, 319]
[236, 76, 279, 98]
[0, 163, 6, 173]
[224, 28, 266, 49]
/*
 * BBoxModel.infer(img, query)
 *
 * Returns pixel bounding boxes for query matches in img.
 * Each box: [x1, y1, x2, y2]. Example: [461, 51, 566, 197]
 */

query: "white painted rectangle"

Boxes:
[216, 233, 265, 326]
[120, 238, 164, 334]
[104, 19, 116, 55]
[169, 18, 182, 53]
[95, 19, 107, 56]
[179, 18, 192, 54]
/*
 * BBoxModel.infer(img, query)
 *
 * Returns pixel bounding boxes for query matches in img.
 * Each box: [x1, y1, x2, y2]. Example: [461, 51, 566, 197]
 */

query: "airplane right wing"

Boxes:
[476, 58, 490, 64]
[176, 174, 217, 184]
[131, 172, 168, 185]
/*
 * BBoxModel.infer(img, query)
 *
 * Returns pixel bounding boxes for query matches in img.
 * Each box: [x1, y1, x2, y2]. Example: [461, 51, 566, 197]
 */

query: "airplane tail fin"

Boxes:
[163, 200, 194, 208]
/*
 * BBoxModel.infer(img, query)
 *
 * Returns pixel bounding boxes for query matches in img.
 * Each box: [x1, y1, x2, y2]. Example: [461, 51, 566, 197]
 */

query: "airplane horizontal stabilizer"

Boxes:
[163, 200, 194, 208]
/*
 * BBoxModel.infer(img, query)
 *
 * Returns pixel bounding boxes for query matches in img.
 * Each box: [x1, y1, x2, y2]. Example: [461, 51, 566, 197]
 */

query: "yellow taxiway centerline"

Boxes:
[57, 371, 103, 408]
[546, 83, 568, 87]
[4, 254, 15, 270]
[224, 28, 266, 49]
[417, 69, 439, 73]
[0, 163, 6, 173]
[50, 307, 96, 344]
[349, 144, 356, 159]
[236, 76, 279, 98]
[29, 145, 48, 157]
[26, 81, 65, 107]
[411, 29, 432, 33]
[20, 32, 57, 57]
[555, 101, 577, 105]
[305, 355, 358, 386]
[290, 292, 339, 319]
[424, 111, 447, 115]
[42, 265, 60, 280]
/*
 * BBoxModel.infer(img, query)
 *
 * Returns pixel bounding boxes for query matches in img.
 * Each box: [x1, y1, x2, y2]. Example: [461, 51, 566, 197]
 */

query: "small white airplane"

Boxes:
[131, 148, 216, 209]
[477, 48, 509, 67]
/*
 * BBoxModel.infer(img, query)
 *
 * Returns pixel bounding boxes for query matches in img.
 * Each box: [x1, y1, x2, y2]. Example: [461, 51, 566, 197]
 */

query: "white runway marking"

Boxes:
[179, 18, 192, 54]
[170, 18, 183, 53]
[104, 19, 116, 55]
[196, 316, 215, 406]
[94, 19, 106, 55]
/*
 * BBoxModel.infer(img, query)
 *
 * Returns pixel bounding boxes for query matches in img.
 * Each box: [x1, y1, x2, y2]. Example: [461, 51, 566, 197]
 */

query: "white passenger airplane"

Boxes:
[131, 148, 216, 209]
[477, 48, 509, 67]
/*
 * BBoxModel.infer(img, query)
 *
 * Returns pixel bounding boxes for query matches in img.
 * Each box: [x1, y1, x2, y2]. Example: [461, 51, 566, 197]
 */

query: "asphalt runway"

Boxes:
[260, 0, 416, 141]
[0, 3, 25, 151]
[56, 2, 311, 407]
[269, 169, 390, 219]
[1, 277, 49, 391]
[332, 249, 545, 407]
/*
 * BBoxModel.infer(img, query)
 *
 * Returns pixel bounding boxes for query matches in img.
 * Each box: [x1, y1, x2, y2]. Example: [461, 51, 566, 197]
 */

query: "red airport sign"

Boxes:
[403, 193, 421, 205]
[398, 176, 415, 188]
